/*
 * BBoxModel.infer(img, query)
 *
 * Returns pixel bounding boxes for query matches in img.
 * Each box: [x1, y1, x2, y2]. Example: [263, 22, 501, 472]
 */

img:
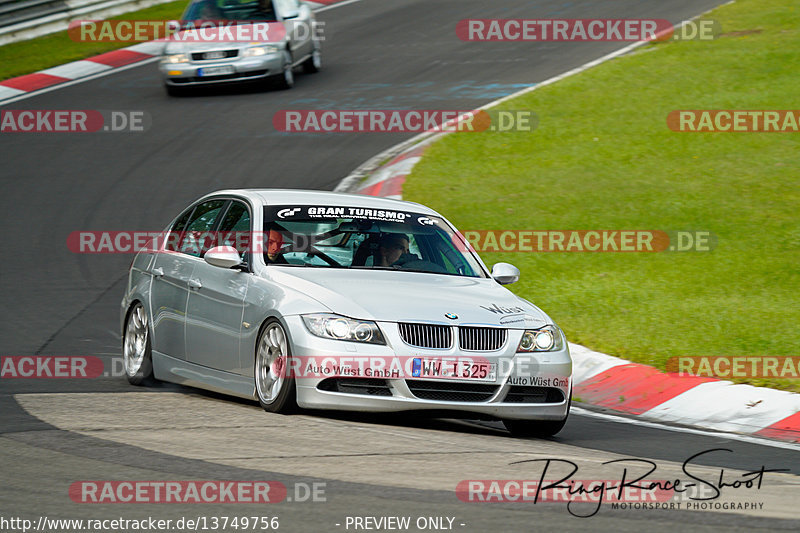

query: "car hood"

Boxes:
[266, 268, 551, 328]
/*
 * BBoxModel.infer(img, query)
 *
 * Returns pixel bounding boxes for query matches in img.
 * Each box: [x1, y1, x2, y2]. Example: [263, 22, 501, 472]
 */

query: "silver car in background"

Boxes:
[159, 0, 321, 95]
[121, 190, 572, 436]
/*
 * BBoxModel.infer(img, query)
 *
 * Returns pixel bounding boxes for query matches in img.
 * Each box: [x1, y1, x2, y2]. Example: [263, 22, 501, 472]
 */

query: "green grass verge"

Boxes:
[0, 1, 186, 82]
[404, 0, 800, 391]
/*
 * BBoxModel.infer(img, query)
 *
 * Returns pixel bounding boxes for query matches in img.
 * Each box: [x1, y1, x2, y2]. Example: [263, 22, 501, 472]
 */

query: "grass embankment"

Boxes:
[404, 0, 800, 391]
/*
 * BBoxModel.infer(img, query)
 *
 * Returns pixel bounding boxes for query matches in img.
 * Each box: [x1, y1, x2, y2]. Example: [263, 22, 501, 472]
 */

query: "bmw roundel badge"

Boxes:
[445, 313, 458, 320]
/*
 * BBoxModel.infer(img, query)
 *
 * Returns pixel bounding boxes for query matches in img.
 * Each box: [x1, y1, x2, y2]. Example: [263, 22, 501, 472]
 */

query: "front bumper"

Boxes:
[159, 54, 283, 86]
[283, 315, 572, 421]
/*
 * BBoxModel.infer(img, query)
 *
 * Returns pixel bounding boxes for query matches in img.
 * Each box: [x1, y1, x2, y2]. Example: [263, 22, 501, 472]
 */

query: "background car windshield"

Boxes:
[182, 0, 277, 21]
[264, 206, 487, 278]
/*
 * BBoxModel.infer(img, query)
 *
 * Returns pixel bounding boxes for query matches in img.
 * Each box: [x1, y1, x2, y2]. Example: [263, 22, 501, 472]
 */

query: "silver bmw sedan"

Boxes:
[121, 189, 572, 436]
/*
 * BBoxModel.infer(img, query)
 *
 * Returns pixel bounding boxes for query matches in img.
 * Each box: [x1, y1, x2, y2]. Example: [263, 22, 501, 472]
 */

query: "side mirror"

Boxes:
[282, 9, 300, 19]
[205, 246, 243, 269]
[491, 263, 520, 285]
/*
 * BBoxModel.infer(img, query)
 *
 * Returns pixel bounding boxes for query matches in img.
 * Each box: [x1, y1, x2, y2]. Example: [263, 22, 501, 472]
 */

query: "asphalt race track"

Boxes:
[1, 1, 798, 531]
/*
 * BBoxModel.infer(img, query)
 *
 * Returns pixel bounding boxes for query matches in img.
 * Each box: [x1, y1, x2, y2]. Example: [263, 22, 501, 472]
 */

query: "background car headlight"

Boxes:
[163, 54, 188, 64]
[302, 313, 385, 345]
[243, 45, 279, 57]
[517, 325, 565, 352]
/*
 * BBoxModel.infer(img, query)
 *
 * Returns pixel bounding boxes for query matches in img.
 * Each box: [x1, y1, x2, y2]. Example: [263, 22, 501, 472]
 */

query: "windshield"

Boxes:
[263, 205, 488, 278]
[182, 0, 277, 21]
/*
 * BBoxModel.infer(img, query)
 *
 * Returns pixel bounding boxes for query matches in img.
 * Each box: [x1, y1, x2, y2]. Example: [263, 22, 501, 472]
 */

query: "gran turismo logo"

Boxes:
[277, 207, 302, 219]
[418, 216, 435, 226]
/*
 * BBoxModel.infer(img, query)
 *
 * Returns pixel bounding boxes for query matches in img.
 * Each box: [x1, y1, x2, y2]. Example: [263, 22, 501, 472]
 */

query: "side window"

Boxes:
[180, 199, 226, 257]
[164, 208, 194, 253]
[218, 201, 252, 258]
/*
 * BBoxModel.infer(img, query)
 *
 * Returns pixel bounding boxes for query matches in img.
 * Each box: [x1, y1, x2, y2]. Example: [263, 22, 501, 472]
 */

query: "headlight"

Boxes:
[302, 313, 385, 345]
[517, 325, 565, 352]
[163, 54, 188, 64]
[243, 45, 279, 57]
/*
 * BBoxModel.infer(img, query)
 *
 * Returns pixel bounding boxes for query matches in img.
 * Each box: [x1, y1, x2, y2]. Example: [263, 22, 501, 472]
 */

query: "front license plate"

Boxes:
[412, 358, 496, 382]
[198, 65, 235, 77]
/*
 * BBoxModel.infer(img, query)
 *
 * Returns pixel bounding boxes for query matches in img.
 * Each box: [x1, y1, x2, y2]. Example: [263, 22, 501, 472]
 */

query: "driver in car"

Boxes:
[250, 0, 277, 20]
[377, 233, 413, 267]
[196, 0, 222, 21]
[265, 228, 288, 264]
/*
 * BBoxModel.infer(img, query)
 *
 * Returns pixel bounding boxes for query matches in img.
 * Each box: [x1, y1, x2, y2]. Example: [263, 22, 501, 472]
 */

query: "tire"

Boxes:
[273, 51, 295, 90]
[255, 319, 297, 413]
[302, 43, 321, 74]
[503, 393, 571, 437]
[123, 303, 155, 385]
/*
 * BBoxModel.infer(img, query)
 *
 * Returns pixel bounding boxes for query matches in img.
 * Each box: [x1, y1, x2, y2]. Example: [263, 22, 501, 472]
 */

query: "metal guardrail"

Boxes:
[0, 0, 176, 45]
[1, 0, 69, 28]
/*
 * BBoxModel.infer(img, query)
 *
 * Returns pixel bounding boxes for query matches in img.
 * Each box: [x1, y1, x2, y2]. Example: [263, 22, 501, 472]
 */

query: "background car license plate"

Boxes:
[412, 358, 496, 382]
[198, 66, 235, 77]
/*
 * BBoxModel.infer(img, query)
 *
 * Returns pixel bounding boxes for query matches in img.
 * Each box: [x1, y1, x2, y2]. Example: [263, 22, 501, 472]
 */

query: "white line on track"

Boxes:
[315, 0, 365, 13]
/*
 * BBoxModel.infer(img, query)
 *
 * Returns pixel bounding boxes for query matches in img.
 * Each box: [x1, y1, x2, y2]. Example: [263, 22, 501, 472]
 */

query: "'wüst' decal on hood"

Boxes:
[479, 303, 526, 315]
[266, 268, 551, 327]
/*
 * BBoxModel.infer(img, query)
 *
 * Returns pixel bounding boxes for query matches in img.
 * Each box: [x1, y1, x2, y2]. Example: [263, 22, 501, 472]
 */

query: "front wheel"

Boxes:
[303, 44, 321, 74]
[255, 319, 297, 413]
[123, 303, 155, 385]
[272, 51, 295, 90]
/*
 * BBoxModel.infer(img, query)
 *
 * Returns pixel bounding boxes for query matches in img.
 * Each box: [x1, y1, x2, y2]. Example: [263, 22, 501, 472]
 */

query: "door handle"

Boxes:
[188, 279, 202, 289]
[152, 267, 164, 278]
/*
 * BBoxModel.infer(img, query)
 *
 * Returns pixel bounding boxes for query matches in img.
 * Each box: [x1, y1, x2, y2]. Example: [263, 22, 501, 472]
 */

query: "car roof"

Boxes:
[201, 189, 440, 216]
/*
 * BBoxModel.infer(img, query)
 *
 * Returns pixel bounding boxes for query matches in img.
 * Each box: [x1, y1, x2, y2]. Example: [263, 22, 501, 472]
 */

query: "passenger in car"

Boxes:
[377, 233, 410, 267]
